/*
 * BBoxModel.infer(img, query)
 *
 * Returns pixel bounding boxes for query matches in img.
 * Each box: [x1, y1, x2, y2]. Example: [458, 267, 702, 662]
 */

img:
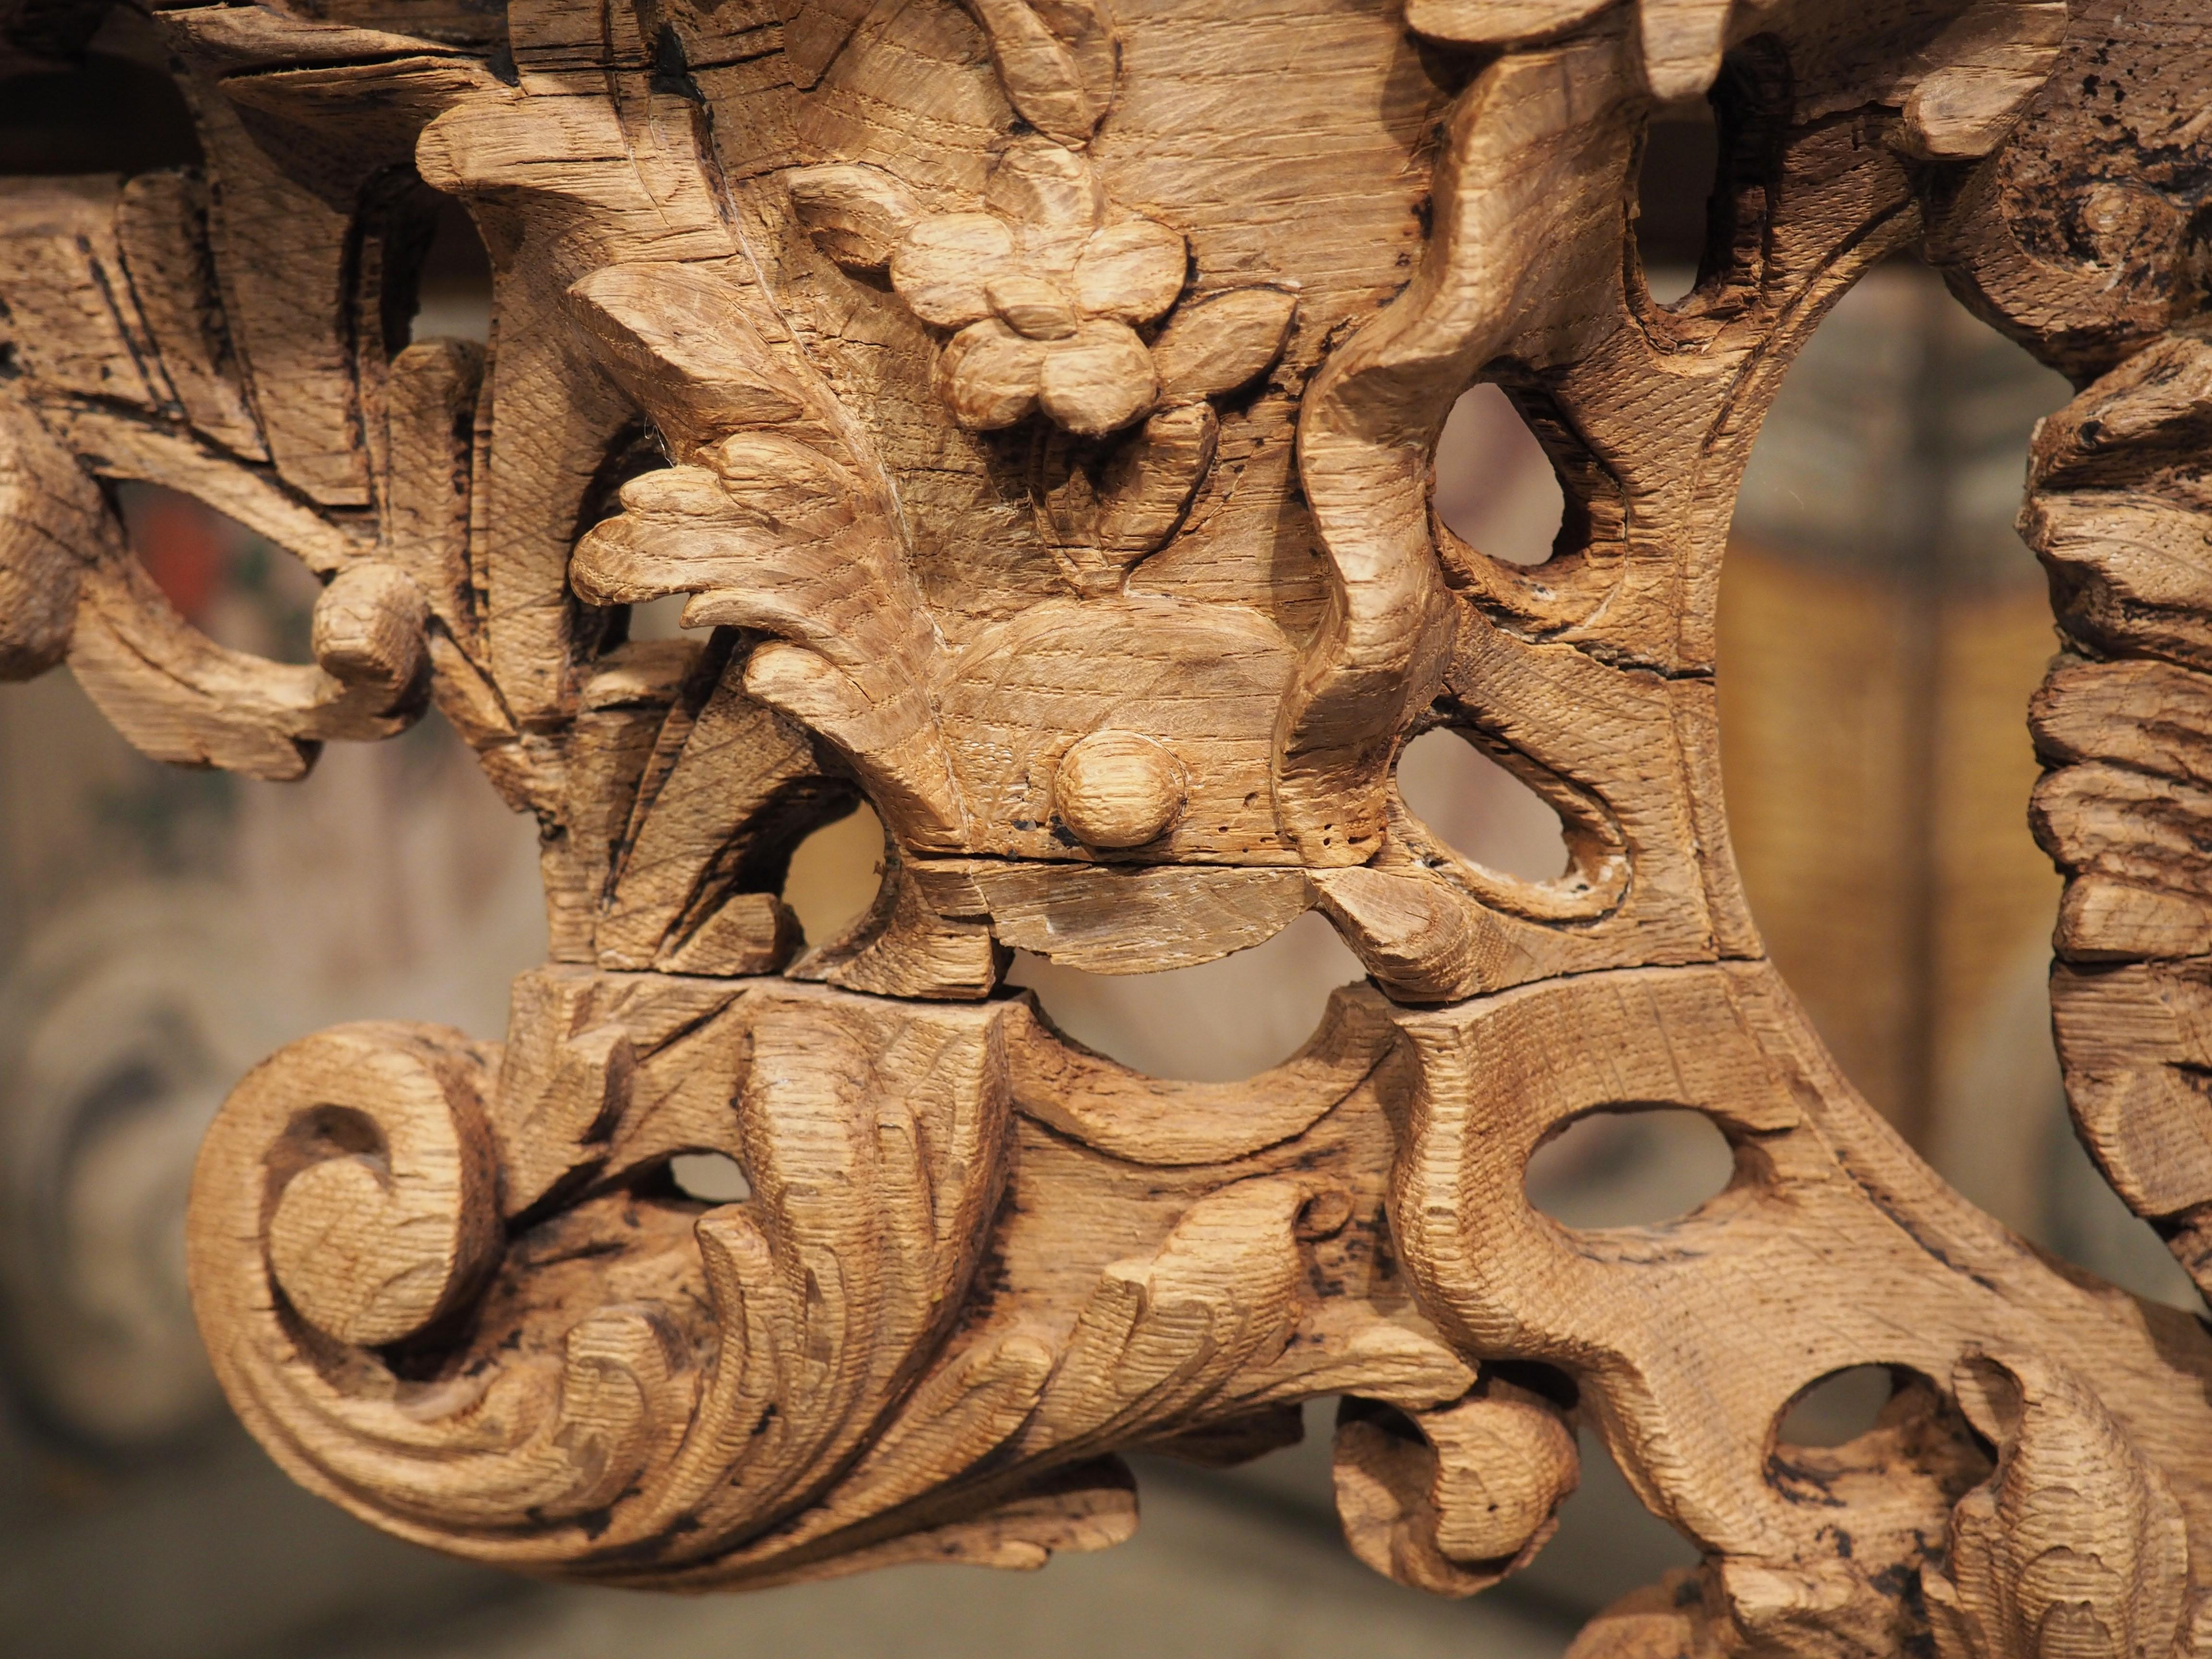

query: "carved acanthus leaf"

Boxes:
[1929, 1353, 2194, 1659]
[566, 260, 968, 853]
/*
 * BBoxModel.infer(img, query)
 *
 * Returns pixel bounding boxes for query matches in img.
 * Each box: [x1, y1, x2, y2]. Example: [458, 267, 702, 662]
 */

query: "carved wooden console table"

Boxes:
[3, 0, 2210, 1651]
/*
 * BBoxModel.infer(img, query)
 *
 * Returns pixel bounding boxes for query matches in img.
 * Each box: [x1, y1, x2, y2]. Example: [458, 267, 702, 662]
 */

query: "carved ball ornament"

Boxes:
[2, 0, 2211, 1653]
[1055, 731, 1188, 847]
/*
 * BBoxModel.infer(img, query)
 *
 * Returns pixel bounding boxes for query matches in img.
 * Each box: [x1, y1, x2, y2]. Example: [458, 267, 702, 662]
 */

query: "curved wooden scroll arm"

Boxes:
[3, 0, 2212, 1655]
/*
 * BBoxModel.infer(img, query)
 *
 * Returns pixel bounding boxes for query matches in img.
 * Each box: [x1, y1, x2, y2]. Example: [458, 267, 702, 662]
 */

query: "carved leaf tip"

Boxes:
[0, 399, 99, 682]
[1928, 1352, 2193, 1659]
[786, 163, 923, 271]
[1898, 0, 2068, 162]
[565, 262, 821, 457]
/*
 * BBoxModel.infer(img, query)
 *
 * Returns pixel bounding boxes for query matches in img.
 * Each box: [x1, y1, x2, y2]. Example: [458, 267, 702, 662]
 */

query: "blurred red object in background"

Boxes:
[119, 486, 225, 626]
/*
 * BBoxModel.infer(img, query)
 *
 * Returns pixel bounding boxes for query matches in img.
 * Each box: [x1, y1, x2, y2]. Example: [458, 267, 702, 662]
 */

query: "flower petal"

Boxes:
[985, 138, 1105, 273]
[938, 319, 1047, 429]
[891, 213, 1017, 328]
[1038, 320, 1159, 436]
[1073, 219, 1188, 324]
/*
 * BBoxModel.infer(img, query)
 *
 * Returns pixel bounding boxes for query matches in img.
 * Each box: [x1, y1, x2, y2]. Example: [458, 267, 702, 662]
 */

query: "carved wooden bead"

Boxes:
[1054, 730, 1188, 847]
[987, 272, 1080, 340]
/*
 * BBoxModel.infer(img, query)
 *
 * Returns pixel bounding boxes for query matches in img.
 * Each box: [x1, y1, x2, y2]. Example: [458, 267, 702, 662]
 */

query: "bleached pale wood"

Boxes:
[2, 0, 2209, 1648]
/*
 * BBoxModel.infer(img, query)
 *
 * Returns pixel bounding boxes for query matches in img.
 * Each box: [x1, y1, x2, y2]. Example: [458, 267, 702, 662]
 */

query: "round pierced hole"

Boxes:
[1775, 1365, 1899, 1451]
[1396, 730, 1567, 882]
[783, 803, 885, 946]
[1526, 1107, 1735, 1229]
[667, 1152, 751, 1205]
[1433, 384, 1564, 566]
[1007, 912, 1364, 1082]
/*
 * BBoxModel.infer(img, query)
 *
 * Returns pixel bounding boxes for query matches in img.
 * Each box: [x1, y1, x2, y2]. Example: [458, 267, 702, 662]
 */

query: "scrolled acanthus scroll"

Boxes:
[3, 0, 2212, 1650]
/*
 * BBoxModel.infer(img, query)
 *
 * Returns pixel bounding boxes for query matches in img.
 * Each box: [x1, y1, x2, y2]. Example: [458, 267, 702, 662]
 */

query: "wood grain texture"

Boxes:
[2, 0, 2210, 1647]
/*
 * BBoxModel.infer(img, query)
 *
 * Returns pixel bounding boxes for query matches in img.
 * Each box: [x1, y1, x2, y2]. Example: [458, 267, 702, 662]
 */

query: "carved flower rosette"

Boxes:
[5, 0, 2212, 1649]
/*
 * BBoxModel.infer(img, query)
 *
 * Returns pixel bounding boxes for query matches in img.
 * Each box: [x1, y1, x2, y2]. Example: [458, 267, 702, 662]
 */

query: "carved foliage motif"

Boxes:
[3, 0, 2212, 1648]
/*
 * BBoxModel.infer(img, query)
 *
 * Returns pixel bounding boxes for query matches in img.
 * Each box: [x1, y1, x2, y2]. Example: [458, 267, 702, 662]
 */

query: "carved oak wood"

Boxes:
[2, 0, 2210, 1650]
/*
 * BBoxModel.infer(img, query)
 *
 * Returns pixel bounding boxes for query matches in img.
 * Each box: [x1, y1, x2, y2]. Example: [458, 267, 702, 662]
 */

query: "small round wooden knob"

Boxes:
[1054, 731, 1187, 848]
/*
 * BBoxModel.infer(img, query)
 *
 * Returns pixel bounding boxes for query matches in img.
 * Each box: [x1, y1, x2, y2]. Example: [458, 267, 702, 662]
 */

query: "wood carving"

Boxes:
[2, 0, 2209, 1648]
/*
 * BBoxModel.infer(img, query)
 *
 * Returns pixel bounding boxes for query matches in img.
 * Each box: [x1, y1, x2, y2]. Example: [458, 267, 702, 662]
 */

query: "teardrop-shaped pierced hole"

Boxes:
[667, 1151, 750, 1204]
[1635, 100, 1717, 305]
[1396, 729, 1566, 882]
[1775, 1365, 1899, 1451]
[1007, 912, 1364, 1082]
[782, 802, 884, 946]
[1433, 384, 1564, 567]
[1526, 1107, 1734, 1229]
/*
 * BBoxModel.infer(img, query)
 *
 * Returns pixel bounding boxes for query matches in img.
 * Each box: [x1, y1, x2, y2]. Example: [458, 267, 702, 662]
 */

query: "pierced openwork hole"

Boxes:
[1006, 911, 1364, 1082]
[1396, 728, 1567, 883]
[1525, 1107, 1735, 1229]
[667, 1152, 751, 1205]
[1433, 383, 1564, 566]
[1718, 266, 2082, 1154]
[1774, 1365, 1897, 1451]
[407, 194, 492, 346]
[782, 802, 886, 946]
[118, 482, 320, 662]
[1634, 100, 1718, 306]
[624, 593, 690, 641]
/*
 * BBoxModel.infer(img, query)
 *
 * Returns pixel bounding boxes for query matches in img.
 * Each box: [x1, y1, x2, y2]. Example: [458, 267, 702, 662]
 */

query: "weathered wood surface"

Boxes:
[4, 0, 2211, 1650]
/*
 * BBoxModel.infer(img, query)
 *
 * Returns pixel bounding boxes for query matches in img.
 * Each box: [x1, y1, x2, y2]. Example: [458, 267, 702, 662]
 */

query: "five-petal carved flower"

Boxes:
[791, 140, 1196, 438]
[896, 142, 1185, 436]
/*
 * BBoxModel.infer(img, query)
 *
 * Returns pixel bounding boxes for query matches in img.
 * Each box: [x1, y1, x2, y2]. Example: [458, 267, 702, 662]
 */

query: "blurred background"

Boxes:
[0, 53, 2192, 1659]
